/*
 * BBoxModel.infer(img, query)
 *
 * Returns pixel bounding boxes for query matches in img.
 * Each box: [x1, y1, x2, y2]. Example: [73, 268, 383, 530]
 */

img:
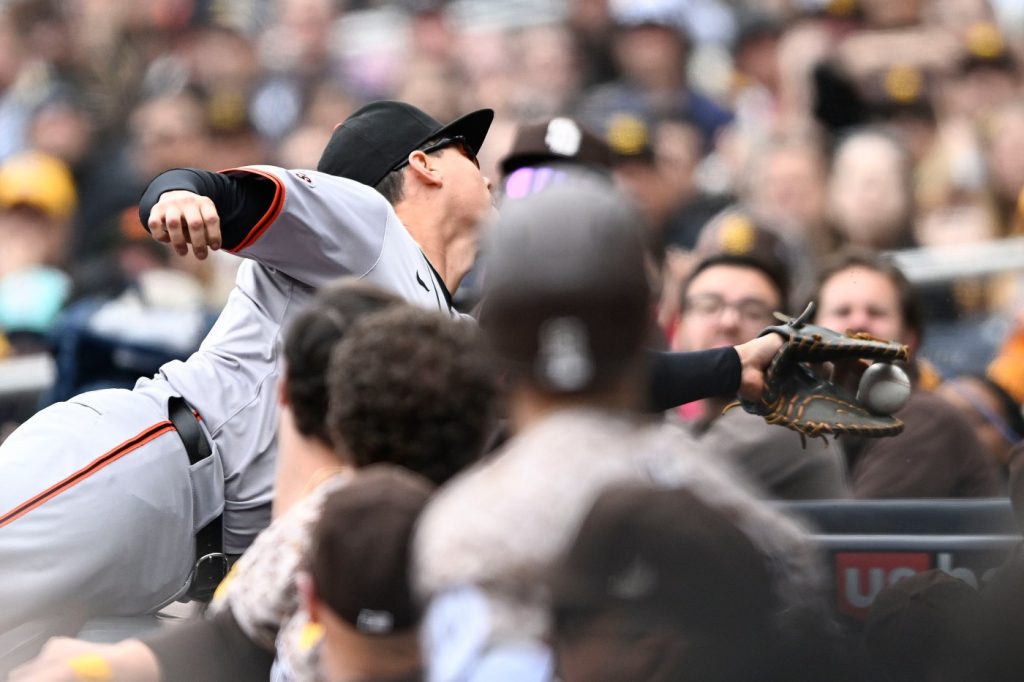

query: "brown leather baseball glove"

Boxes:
[730, 302, 911, 446]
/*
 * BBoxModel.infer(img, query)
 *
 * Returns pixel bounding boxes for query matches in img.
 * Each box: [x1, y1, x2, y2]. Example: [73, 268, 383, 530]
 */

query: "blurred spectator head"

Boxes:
[676, 213, 789, 351]
[395, 59, 464, 125]
[604, 113, 677, 228]
[0, 150, 76, 224]
[260, 0, 339, 77]
[732, 13, 784, 92]
[813, 250, 923, 353]
[982, 101, 1024, 215]
[652, 115, 702, 207]
[742, 131, 829, 250]
[406, 0, 455, 64]
[549, 482, 775, 682]
[282, 279, 404, 448]
[128, 89, 212, 180]
[202, 86, 267, 170]
[858, 0, 923, 28]
[480, 174, 651, 399]
[915, 119, 999, 245]
[326, 306, 497, 486]
[936, 374, 1024, 468]
[953, 22, 1020, 115]
[28, 91, 96, 168]
[609, 0, 691, 91]
[302, 82, 359, 133]
[182, 23, 260, 94]
[0, 6, 27, 90]
[828, 128, 915, 250]
[301, 465, 433, 682]
[0, 151, 76, 347]
[510, 23, 584, 118]
[274, 123, 333, 170]
[864, 569, 985, 682]
[863, 65, 939, 164]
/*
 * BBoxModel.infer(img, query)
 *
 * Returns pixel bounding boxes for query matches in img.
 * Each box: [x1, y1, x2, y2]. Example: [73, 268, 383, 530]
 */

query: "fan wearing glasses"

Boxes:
[673, 250, 852, 500]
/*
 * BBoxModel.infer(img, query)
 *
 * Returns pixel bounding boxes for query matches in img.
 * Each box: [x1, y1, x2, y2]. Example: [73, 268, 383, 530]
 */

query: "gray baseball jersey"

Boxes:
[0, 165, 457, 655]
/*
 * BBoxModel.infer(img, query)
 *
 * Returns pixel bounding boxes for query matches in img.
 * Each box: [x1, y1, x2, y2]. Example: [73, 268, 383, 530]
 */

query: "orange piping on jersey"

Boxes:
[222, 167, 286, 253]
[0, 421, 177, 529]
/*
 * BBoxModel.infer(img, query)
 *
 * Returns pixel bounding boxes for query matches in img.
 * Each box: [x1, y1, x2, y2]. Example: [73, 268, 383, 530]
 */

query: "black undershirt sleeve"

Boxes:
[647, 347, 741, 412]
[138, 168, 277, 251]
[143, 607, 274, 682]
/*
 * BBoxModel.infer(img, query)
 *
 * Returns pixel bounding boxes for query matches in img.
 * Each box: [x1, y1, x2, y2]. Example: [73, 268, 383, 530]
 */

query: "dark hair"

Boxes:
[374, 168, 406, 205]
[327, 306, 497, 485]
[373, 132, 453, 205]
[812, 249, 922, 342]
[682, 253, 789, 308]
[283, 279, 403, 444]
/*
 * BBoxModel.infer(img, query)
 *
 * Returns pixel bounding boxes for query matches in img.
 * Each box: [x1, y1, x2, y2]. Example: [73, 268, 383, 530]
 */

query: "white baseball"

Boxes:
[856, 363, 912, 415]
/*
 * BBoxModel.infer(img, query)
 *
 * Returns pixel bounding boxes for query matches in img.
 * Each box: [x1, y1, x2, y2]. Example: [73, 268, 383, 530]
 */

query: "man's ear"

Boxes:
[406, 150, 444, 187]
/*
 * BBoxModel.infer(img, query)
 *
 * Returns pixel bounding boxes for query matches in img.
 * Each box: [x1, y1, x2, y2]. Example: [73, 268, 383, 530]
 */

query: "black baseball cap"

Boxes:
[317, 100, 494, 187]
[308, 464, 435, 635]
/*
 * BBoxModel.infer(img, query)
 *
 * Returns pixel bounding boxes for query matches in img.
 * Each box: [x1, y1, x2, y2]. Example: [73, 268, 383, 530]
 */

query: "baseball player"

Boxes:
[0, 101, 494, 668]
[0, 100, 778, 667]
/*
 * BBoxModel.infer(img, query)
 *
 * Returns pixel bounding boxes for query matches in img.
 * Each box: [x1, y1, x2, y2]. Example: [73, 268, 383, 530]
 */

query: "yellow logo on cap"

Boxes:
[826, 0, 857, 17]
[718, 214, 756, 255]
[67, 654, 113, 681]
[606, 114, 649, 156]
[884, 65, 923, 104]
[967, 23, 1004, 59]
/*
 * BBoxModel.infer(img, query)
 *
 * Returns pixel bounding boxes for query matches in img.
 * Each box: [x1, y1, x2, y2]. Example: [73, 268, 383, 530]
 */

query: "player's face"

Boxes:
[676, 264, 779, 351]
[438, 139, 494, 228]
[815, 266, 906, 344]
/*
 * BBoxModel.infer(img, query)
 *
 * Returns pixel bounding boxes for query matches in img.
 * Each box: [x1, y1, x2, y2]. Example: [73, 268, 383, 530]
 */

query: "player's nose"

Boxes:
[843, 313, 870, 334]
[718, 305, 742, 329]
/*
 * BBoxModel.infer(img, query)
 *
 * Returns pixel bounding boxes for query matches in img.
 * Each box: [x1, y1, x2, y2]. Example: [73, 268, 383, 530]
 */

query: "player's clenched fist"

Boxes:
[148, 190, 222, 260]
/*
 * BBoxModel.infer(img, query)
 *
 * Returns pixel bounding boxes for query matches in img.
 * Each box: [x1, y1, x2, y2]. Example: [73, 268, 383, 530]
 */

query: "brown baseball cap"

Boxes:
[318, 100, 493, 188]
[689, 208, 794, 302]
[499, 117, 613, 177]
[479, 173, 651, 393]
[549, 482, 775, 635]
[308, 464, 435, 634]
[864, 569, 985, 681]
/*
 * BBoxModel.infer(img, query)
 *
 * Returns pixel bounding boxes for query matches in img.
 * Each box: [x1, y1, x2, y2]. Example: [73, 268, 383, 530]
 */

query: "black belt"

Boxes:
[168, 396, 227, 602]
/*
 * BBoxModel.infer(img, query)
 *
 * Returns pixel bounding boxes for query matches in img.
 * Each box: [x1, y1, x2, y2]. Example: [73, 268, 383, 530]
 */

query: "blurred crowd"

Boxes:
[6, 0, 1024, 679]
[3, 0, 1024, 453]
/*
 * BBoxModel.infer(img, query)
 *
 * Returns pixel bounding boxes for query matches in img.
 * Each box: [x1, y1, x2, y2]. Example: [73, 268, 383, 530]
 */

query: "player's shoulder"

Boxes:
[227, 164, 388, 202]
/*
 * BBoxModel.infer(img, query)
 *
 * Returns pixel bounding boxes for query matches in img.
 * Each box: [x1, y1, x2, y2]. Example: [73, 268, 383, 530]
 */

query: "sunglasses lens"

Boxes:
[503, 167, 567, 199]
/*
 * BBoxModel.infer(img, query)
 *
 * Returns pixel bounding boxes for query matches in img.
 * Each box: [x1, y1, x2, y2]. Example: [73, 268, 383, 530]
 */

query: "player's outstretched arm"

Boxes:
[646, 334, 784, 412]
[148, 190, 221, 260]
[139, 168, 277, 258]
[733, 333, 785, 403]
